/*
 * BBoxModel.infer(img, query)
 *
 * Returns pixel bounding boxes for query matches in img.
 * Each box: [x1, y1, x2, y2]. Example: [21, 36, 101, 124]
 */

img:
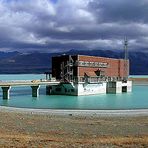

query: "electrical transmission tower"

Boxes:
[124, 37, 128, 81]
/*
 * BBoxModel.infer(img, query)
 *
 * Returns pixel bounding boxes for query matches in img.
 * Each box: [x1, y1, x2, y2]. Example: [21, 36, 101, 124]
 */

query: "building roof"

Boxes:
[52, 54, 125, 61]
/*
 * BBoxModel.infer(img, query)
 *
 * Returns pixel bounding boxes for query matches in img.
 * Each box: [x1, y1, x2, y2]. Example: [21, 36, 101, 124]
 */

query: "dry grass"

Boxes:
[0, 111, 148, 147]
[0, 133, 148, 147]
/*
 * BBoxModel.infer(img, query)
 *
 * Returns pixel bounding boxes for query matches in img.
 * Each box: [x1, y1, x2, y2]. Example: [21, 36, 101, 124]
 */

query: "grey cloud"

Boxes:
[0, 0, 148, 52]
[89, 0, 148, 23]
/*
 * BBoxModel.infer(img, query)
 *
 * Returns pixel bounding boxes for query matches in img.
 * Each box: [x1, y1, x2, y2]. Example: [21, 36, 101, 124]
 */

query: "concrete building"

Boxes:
[46, 55, 132, 96]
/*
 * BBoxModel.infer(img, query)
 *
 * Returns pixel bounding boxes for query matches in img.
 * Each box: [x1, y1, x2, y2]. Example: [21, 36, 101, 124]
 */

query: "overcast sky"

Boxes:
[0, 0, 148, 53]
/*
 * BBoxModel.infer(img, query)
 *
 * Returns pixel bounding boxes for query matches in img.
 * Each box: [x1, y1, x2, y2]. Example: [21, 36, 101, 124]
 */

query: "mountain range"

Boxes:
[0, 50, 147, 75]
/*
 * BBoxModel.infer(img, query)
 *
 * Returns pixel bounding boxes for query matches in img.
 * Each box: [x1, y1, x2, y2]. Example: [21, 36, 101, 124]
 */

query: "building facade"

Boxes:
[52, 55, 129, 83]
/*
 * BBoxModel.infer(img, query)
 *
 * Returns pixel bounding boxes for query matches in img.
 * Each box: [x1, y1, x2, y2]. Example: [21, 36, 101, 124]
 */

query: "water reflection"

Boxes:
[1, 99, 9, 106]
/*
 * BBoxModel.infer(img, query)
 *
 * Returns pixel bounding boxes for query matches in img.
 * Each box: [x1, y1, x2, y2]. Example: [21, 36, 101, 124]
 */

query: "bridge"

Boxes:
[0, 80, 60, 99]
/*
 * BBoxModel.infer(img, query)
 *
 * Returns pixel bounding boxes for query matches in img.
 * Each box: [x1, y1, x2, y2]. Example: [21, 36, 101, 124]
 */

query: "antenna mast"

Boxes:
[124, 37, 128, 81]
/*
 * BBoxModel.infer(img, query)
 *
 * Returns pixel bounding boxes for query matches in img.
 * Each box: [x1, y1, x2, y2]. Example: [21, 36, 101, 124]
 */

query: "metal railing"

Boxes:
[71, 76, 123, 83]
[58, 76, 124, 83]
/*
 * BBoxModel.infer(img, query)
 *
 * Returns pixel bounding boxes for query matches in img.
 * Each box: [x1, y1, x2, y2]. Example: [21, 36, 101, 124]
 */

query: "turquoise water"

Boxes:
[0, 74, 148, 110]
[0, 74, 45, 81]
[129, 75, 148, 78]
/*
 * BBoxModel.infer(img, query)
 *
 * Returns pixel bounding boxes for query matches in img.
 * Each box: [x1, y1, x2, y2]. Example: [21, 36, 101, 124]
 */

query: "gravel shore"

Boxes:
[0, 108, 148, 147]
[129, 77, 148, 85]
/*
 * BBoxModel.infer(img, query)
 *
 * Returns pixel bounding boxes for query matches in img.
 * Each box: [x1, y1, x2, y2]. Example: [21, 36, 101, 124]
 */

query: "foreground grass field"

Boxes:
[0, 111, 148, 147]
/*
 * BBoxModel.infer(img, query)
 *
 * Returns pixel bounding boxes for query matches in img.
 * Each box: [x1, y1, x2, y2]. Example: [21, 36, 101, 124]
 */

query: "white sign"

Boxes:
[78, 61, 108, 68]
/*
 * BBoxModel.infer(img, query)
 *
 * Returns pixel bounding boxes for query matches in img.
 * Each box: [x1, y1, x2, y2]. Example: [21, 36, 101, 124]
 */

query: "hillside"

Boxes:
[0, 50, 147, 74]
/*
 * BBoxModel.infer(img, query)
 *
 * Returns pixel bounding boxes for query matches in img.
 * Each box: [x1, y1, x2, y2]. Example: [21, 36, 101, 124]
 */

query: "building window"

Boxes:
[56, 88, 61, 91]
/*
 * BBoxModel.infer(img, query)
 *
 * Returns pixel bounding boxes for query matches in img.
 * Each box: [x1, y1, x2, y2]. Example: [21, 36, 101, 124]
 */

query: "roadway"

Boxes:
[0, 80, 60, 87]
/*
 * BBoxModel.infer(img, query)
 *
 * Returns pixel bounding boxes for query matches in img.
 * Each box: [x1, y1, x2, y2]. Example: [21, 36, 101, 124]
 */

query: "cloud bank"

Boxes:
[0, 0, 148, 52]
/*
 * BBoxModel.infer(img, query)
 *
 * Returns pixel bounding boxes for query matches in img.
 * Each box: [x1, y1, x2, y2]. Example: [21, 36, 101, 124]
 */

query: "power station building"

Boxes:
[52, 55, 129, 82]
[46, 54, 132, 96]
